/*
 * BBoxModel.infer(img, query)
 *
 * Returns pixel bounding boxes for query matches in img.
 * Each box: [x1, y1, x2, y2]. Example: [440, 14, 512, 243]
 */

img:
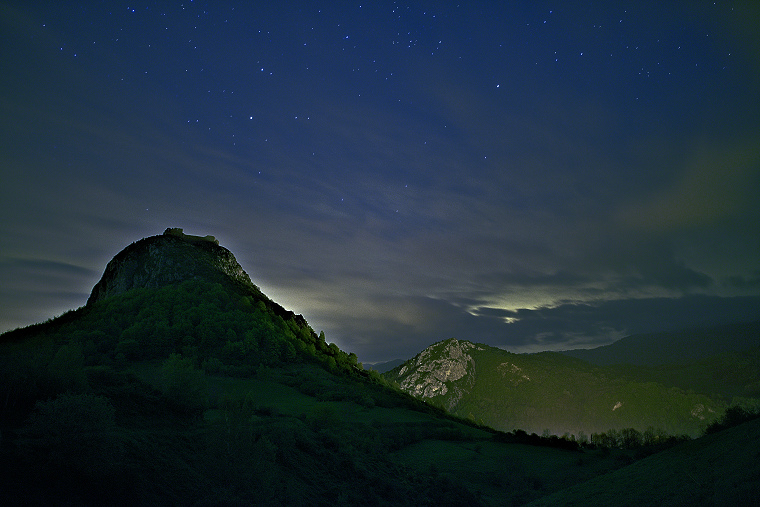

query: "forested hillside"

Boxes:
[0, 278, 692, 506]
[384, 338, 758, 437]
[0, 279, 482, 505]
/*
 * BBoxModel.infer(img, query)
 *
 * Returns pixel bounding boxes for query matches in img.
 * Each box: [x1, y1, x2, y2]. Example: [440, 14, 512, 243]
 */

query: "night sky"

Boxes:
[2, 1, 759, 362]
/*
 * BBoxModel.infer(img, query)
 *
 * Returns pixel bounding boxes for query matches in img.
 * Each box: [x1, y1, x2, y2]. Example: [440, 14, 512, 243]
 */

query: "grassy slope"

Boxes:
[528, 417, 760, 506]
[388, 438, 645, 506]
[3, 349, 753, 506]
[128, 360, 645, 507]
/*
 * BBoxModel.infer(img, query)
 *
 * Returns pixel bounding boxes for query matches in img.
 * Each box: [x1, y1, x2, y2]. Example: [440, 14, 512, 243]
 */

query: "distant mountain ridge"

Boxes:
[364, 358, 405, 373]
[385, 338, 734, 436]
[560, 321, 760, 366]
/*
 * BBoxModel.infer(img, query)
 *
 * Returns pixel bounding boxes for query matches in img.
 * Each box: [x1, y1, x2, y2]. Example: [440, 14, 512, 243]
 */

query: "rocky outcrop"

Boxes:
[497, 362, 531, 386]
[391, 338, 483, 411]
[86, 229, 262, 305]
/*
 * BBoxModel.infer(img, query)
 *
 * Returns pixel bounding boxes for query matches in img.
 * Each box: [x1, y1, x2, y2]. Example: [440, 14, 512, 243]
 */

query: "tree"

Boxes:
[704, 406, 759, 435]
[643, 426, 657, 446]
[621, 428, 642, 449]
[115, 338, 140, 360]
[48, 342, 88, 394]
[161, 353, 208, 415]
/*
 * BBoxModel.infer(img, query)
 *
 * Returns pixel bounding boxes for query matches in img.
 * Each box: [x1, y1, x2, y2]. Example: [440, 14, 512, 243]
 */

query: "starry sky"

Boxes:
[2, 1, 759, 362]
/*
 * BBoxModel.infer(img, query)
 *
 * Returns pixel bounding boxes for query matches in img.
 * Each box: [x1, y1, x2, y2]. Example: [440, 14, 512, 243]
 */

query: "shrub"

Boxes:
[21, 393, 120, 473]
[306, 403, 340, 430]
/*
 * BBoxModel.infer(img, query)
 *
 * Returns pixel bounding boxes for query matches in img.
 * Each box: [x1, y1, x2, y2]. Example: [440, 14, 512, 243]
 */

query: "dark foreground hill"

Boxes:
[528, 416, 760, 506]
[1, 230, 757, 505]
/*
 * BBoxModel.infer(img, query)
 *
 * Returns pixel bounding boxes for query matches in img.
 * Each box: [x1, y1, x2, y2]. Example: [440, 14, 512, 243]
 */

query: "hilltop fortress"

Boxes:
[163, 227, 219, 245]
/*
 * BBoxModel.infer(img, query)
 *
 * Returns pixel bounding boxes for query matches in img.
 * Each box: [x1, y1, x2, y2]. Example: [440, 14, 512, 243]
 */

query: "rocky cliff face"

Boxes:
[389, 338, 483, 411]
[87, 228, 263, 305]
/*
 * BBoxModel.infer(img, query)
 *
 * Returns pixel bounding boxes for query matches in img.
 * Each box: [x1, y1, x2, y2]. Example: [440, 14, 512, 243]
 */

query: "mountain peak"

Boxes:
[86, 228, 261, 305]
[162, 227, 220, 245]
[391, 338, 483, 410]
